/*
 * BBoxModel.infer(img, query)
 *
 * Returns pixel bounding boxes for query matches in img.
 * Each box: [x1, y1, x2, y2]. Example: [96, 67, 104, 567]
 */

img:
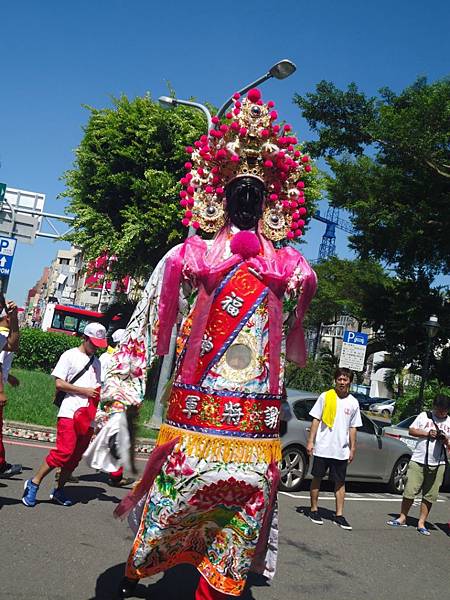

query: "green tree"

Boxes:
[294, 77, 450, 277]
[62, 95, 208, 279]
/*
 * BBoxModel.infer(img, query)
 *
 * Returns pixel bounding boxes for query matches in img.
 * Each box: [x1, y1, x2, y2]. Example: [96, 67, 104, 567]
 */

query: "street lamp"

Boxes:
[217, 59, 296, 119]
[416, 314, 439, 411]
[158, 96, 213, 132]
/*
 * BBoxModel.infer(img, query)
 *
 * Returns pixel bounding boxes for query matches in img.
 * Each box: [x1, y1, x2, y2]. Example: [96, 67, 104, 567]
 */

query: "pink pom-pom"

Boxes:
[291, 221, 298, 230]
[220, 124, 229, 133]
[295, 229, 302, 237]
[239, 127, 248, 136]
[205, 185, 214, 194]
[298, 197, 305, 204]
[287, 231, 295, 239]
[230, 231, 261, 259]
[180, 190, 187, 198]
[299, 207, 307, 215]
[233, 108, 241, 116]
[212, 176, 220, 184]
[184, 210, 193, 218]
[180, 199, 188, 207]
[211, 166, 219, 174]
[216, 187, 224, 195]
[185, 162, 192, 170]
[284, 124, 292, 132]
[290, 201, 298, 208]
[230, 154, 240, 162]
[187, 186, 195, 195]
[200, 135, 208, 143]
[261, 129, 270, 138]
[185, 146, 193, 154]
[268, 101, 275, 108]
[185, 173, 193, 181]
[270, 111, 278, 121]
[305, 164, 312, 172]
[264, 160, 274, 168]
[247, 88, 261, 103]
[192, 221, 200, 229]
[294, 150, 301, 158]
[297, 181, 305, 189]
[269, 193, 278, 201]
[187, 198, 194, 207]
[233, 92, 241, 100]
[301, 155, 310, 163]
[194, 140, 202, 148]
[212, 116, 220, 124]
[197, 167, 204, 176]
[235, 101, 242, 108]
[182, 218, 190, 226]
[226, 112, 233, 120]
[282, 200, 290, 208]
[216, 149, 227, 160]
[298, 219, 305, 226]
[257, 99, 264, 106]
[292, 211, 299, 220]
[230, 121, 240, 131]
[273, 124, 280, 133]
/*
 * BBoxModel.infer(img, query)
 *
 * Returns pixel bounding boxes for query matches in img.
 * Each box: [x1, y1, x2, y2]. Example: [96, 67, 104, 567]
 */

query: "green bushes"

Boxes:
[393, 380, 450, 422]
[15, 328, 82, 373]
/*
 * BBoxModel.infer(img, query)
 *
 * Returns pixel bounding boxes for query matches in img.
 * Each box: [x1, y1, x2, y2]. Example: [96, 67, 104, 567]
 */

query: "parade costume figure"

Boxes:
[94, 89, 317, 598]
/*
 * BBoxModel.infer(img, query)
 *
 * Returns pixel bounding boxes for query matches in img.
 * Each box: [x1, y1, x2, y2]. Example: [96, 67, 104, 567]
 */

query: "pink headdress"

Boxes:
[179, 88, 312, 241]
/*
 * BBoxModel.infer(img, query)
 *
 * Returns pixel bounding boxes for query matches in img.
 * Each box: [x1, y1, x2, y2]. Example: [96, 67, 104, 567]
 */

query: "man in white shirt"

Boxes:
[387, 394, 449, 535]
[306, 367, 362, 530]
[0, 301, 21, 479]
[22, 322, 106, 508]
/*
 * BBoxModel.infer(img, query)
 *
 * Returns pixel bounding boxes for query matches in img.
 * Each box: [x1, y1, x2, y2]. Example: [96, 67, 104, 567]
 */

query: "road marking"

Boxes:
[279, 492, 446, 503]
[5, 438, 148, 461]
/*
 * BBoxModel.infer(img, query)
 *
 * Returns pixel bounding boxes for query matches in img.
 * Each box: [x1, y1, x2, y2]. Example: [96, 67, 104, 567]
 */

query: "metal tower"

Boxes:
[314, 207, 354, 261]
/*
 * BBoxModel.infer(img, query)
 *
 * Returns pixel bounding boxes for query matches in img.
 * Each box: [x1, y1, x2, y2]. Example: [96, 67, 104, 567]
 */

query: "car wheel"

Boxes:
[388, 456, 410, 494]
[279, 446, 307, 492]
[381, 409, 390, 418]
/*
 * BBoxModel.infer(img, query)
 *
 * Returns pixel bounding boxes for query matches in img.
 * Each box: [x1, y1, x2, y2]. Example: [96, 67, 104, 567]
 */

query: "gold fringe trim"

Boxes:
[156, 424, 281, 464]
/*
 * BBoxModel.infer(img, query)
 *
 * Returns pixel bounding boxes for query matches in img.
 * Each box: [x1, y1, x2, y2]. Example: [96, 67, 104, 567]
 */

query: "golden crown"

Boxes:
[179, 88, 312, 241]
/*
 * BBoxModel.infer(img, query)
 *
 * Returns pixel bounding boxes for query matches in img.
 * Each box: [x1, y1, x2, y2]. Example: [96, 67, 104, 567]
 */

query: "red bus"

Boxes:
[41, 303, 108, 336]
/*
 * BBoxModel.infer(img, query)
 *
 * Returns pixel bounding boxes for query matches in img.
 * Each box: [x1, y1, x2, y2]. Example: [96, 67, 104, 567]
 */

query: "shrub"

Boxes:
[393, 379, 450, 422]
[285, 350, 338, 393]
[15, 328, 83, 373]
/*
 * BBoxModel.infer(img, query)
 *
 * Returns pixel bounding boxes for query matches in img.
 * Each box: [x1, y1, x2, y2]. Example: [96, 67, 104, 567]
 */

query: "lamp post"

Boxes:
[416, 314, 439, 411]
[149, 61, 297, 429]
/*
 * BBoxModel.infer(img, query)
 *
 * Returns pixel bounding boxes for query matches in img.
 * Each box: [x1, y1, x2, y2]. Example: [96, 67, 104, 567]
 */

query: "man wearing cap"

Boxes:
[22, 322, 105, 507]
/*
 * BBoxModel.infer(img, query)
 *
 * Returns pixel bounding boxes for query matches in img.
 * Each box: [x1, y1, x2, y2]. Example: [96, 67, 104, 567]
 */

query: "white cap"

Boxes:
[111, 328, 126, 344]
[83, 322, 108, 348]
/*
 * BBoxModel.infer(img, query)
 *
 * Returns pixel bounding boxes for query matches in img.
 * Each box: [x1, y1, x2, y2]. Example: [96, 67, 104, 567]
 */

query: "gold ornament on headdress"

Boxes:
[179, 88, 312, 241]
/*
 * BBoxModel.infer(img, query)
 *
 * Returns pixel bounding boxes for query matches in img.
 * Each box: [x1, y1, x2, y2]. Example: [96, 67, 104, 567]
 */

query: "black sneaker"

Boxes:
[309, 510, 323, 525]
[334, 515, 352, 530]
[0, 463, 22, 478]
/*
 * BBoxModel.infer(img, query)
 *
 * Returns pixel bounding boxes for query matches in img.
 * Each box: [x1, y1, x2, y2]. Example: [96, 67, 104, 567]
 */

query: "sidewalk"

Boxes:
[3, 419, 156, 453]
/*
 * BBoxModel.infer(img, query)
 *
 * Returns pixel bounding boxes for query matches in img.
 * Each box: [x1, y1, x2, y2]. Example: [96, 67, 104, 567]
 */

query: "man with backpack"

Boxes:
[387, 394, 450, 535]
[22, 322, 105, 507]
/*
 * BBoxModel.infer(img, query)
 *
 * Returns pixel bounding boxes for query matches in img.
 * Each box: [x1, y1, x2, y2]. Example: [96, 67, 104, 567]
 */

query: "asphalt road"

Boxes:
[1, 438, 448, 600]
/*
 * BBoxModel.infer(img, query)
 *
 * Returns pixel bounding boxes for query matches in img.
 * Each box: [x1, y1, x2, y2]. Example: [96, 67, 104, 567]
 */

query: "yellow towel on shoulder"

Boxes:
[322, 388, 338, 429]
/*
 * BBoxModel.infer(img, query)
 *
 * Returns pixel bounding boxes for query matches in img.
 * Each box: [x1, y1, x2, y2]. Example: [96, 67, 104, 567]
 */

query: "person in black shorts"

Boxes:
[306, 368, 362, 530]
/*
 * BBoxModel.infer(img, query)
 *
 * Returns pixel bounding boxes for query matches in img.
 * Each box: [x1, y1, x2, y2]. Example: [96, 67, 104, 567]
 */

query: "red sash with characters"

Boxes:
[179, 263, 268, 385]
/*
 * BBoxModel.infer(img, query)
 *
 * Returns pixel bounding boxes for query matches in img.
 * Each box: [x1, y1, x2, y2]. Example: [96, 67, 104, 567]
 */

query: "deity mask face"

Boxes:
[225, 177, 265, 230]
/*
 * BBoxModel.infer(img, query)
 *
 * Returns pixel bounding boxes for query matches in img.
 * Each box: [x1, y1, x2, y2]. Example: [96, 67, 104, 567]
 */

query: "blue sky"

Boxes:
[1, 0, 449, 304]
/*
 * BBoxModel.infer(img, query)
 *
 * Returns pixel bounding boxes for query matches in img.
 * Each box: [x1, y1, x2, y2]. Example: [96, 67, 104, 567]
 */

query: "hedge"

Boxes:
[15, 328, 88, 373]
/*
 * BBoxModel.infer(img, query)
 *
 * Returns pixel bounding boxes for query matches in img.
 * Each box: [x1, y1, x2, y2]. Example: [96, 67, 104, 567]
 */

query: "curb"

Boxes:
[3, 420, 157, 454]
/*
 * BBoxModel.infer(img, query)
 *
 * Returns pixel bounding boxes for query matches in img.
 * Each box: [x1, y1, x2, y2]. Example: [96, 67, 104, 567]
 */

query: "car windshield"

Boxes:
[395, 416, 416, 428]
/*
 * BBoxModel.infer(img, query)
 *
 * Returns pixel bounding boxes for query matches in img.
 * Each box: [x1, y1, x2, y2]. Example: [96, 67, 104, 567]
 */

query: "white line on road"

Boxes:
[5, 438, 148, 461]
[279, 492, 446, 503]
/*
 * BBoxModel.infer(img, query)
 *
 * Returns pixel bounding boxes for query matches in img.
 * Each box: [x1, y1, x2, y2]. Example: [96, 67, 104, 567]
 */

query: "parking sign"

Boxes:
[339, 329, 368, 371]
[0, 236, 17, 276]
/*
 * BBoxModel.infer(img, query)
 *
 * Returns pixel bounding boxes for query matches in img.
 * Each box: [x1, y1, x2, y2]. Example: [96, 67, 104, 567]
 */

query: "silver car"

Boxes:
[280, 389, 412, 494]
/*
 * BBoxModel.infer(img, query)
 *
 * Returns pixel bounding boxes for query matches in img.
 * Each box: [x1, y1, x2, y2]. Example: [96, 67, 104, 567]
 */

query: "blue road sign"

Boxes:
[343, 330, 368, 346]
[0, 236, 17, 277]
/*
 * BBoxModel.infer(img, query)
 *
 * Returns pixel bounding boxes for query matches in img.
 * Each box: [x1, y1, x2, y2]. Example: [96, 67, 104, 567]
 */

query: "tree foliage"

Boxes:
[294, 77, 450, 277]
[62, 95, 208, 279]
